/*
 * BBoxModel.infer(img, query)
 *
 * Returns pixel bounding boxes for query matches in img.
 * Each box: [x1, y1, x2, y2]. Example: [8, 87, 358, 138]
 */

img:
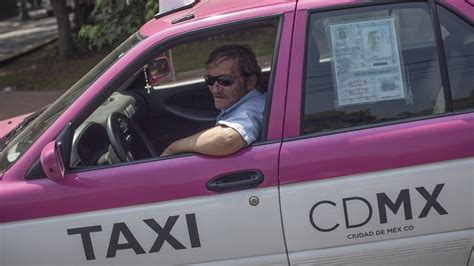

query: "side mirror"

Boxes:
[40, 141, 65, 181]
[147, 57, 171, 85]
[40, 123, 72, 181]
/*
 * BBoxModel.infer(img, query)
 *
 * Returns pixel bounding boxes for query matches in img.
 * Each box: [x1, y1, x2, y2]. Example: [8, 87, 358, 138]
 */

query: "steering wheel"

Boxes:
[106, 112, 157, 162]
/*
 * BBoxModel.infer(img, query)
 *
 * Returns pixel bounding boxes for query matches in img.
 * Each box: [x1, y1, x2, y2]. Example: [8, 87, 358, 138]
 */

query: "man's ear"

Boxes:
[246, 74, 257, 90]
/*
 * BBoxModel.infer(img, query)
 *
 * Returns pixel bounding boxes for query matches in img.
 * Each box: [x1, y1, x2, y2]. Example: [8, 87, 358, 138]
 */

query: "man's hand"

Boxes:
[160, 126, 247, 157]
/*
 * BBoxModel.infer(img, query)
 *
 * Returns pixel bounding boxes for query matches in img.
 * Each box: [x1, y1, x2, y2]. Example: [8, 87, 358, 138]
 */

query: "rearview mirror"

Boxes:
[40, 141, 65, 181]
[147, 57, 171, 86]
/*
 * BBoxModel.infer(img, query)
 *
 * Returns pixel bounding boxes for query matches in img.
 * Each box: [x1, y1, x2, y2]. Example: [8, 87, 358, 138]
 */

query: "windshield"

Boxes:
[0, 33, 143, 173]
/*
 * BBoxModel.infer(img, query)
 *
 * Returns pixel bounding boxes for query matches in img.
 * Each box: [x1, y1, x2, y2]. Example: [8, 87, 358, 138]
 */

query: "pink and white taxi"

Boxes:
[1, 0, 473, 265]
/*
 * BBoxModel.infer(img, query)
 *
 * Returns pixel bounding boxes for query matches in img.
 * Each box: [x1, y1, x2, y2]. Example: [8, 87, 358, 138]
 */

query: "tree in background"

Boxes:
[19, 0, 31, 20]
[51, 0, 74, 58]
[73, 0, 95, 32]
[29, 0, 41, 9]
[79, 0, 158, 50]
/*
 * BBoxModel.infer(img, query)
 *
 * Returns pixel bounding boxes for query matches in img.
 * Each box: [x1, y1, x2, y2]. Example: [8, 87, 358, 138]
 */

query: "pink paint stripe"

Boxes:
[444, 0, 474, 22]
[280, 113, 474, 185]
[0, 143, 280, 223]
[284, 9, 307, 137]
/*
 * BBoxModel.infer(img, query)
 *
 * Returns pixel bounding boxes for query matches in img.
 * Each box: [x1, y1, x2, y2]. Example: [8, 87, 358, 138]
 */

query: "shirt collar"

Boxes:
[220, 89, 259, 115]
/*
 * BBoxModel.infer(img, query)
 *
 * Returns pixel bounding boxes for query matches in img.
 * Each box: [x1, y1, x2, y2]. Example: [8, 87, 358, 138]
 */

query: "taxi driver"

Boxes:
[160, 44, 266, 157]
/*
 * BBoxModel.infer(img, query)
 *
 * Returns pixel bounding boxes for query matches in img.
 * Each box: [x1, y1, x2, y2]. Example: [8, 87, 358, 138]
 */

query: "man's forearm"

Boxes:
[160, 126, 246, 157]
[161, 135, 195, 156]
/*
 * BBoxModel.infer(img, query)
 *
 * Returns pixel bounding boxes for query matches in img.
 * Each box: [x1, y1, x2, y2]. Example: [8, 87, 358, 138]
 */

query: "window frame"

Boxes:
[51, 15, 285, 175]
[435, 3, 474, 114]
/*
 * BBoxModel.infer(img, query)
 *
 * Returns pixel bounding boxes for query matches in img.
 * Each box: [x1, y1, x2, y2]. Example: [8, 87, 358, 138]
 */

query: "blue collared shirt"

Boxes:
[216, 89, 266, 146]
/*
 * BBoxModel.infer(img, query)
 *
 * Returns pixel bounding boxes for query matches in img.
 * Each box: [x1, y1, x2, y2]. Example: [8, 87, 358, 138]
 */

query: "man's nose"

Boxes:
[209, 82, 222, 93]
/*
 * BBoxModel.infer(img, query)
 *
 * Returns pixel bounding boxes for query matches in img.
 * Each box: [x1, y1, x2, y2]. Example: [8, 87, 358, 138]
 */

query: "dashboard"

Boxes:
[71, 91, 146, 166]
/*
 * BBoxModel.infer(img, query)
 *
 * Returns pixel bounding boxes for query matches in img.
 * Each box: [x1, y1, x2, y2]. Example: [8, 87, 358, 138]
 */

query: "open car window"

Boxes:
[153, 26, 276, 87]
[69, 19, 280, 168]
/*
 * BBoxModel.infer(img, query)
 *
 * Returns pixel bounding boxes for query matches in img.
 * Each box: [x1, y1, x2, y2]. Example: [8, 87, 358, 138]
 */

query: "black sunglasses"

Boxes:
[204, 74, 242, 87]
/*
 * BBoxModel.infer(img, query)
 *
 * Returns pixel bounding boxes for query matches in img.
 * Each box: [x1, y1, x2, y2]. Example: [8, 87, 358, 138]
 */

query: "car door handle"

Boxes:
[207, 170, 264, 192]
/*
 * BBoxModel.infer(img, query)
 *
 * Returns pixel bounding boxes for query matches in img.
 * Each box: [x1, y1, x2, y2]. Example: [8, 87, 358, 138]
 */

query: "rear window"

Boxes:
[302, 3, 445, 135]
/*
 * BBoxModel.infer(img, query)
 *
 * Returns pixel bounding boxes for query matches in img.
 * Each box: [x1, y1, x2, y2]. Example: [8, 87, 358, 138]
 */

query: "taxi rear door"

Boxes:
[279, 0, 474, 265]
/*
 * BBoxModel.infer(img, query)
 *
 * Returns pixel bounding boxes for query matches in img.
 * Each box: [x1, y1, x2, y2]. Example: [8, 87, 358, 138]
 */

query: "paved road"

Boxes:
[0, 11, 62, 121]
[0, 90, 64, 120]
[0, 11, 58, 63]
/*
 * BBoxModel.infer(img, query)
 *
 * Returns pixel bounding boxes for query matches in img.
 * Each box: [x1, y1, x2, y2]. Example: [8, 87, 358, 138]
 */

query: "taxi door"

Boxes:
[279, 0, 474, 265]
[0, 5, 296, 265]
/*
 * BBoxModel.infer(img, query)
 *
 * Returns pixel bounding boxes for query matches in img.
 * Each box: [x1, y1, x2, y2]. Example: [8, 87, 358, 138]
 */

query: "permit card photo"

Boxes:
[328, 17, 406, 107]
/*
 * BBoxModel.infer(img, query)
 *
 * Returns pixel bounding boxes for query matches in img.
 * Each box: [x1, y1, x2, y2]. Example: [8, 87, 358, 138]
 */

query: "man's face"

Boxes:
[206, 57, 253, 110]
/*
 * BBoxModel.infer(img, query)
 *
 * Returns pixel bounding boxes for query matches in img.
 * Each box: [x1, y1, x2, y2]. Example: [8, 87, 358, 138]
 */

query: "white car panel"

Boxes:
[289, 229, 473, 265]
[0, 187, 286, 265]
[281, 158, 473, 264]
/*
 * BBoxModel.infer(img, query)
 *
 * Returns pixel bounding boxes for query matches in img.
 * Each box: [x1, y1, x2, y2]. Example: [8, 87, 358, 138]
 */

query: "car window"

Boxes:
[0, 33, 143, 173]
[302, 3, 445, 135]
[152, 26, 277, 87]
[70, 19, 280, 167]
[437, 5, 474, 112]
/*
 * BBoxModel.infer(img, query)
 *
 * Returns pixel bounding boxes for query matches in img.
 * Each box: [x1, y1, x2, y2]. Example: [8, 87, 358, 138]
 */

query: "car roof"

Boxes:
[139, 0, 473, 37]
[139, 0, 295, 37]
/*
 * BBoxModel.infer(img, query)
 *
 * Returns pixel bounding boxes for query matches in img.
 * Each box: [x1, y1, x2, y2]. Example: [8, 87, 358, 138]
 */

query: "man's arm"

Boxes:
[160, 125, 247, 157]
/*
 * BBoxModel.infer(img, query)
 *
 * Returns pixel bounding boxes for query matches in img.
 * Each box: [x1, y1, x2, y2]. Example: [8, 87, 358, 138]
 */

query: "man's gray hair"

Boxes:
[206, 44, 264, 92]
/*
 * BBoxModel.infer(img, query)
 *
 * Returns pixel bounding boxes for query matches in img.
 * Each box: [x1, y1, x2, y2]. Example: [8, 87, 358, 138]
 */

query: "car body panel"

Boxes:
[279, 113, 474, 185]
[0, 0, 473, 265]
[0, 143, 281, 223]
[443, 0, 474, 22]
[279, 0, 474, 264]
[281, 158, 473, 263]
[0, 113, 31, 139]
[288, 229, 473, 265]
[140, 0, 296, 37]
[1, 187, 286, 264]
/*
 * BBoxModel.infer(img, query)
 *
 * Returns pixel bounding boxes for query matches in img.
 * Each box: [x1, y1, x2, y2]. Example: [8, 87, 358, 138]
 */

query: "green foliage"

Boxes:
[172, 27, 277, 74]
[78, 0, 158, 50]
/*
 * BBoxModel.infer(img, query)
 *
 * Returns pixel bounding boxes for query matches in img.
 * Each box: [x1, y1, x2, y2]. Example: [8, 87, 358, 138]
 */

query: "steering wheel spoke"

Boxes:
[106, 112, 157, 162]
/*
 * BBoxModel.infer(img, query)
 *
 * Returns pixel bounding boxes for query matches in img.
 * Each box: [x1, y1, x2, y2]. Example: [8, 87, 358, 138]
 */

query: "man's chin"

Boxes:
[214, 104, 225, 110]
[214, 99, 229, 110]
